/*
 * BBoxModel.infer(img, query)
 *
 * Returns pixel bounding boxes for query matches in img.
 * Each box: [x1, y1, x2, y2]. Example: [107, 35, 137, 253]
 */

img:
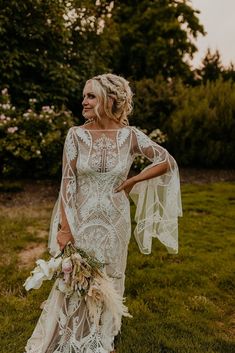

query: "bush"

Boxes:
[132, 76, 176, 132]
[0, 89, 167, 178]
[0, 89, 78, 178]
[167, 79, 235, 168]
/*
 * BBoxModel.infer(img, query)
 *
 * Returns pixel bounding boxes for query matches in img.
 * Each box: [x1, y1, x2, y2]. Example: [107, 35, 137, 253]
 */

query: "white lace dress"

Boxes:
[24, 125, 182, 353]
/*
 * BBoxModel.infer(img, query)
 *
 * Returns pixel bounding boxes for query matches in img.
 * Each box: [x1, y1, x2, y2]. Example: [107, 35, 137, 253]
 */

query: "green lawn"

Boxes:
[0, 182, 235, 353]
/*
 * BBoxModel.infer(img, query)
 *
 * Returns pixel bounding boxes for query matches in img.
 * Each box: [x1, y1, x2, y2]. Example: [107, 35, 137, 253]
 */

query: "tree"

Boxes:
[197, 49, 223, 82]
[223, 63, 235, 83]
[111, 0, 205, 81]
[0, 0, 115, 110]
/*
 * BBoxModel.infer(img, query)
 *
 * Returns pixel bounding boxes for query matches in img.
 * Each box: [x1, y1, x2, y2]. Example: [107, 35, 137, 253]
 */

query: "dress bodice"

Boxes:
[48, 125, 182, 259]
[75, 127, 134, 181]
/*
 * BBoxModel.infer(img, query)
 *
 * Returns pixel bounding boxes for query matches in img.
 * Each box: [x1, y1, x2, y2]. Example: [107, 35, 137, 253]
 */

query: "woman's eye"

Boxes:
[88, 94, 95, 99]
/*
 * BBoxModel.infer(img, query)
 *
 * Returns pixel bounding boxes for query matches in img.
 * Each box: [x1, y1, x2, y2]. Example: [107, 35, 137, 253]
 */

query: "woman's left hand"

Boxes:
[114, 177, 136, 197]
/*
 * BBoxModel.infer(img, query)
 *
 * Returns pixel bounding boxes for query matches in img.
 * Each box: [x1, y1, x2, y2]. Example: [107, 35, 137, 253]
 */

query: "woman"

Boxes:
[24, 73, 182, 353]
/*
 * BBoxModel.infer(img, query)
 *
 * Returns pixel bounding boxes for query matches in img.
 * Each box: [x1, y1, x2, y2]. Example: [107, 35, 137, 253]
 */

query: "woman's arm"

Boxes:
[56, 127, 78, 250]
[122, 126, 182, 255]
[115, 161, 169, 194]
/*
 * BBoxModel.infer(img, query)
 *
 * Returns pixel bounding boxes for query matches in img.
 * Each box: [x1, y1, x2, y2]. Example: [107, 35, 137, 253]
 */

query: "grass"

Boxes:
[0, 182, 235, 353]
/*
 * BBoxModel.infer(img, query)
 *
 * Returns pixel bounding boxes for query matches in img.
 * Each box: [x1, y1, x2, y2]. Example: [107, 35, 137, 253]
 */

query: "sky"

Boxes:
[190, 0, 235, 68]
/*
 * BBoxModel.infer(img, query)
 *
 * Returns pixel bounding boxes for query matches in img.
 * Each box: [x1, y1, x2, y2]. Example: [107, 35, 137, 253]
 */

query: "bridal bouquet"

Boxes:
[23, 242, 131, 326]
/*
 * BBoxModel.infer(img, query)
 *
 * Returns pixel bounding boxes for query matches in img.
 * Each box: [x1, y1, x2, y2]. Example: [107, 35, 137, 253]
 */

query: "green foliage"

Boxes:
[197, 49, 224, 83]
[132, 76, 176, 131]
[167, 79, 235, 167]
[0, 0, 205, 113]
[112, 0, 204, 80]
[0, 89, 77, 178]
[196, 49, 235, 84]
[0, 88, 169, 178]
[0, 182, 235, 352]
[0, 0, 115, 110]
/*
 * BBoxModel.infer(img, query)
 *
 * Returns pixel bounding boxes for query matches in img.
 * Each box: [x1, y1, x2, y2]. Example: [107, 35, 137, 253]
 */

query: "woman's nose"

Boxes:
[82, 97, 87, 106]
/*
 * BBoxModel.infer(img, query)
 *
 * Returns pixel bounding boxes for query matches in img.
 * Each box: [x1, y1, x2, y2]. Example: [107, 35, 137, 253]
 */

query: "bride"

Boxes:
[24, 73, 182, 353]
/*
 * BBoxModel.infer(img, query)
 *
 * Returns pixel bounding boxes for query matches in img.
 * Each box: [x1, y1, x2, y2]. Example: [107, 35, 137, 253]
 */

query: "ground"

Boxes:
[0, 169, 235, 353]
[1, 168, 234, 268]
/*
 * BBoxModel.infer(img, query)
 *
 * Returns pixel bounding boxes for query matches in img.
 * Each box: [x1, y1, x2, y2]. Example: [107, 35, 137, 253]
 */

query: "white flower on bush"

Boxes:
[36, 150, 41, 155]
[1, 103, 11, 110]
[0, 114, 6, 120]
[7, 126, 18, 133]
[29, 98, 37, 104]
[42, 106, 54, 114]
[23, 257, 62, 291]
[149, 128, 167, 143]
[1, 88, 8, 95]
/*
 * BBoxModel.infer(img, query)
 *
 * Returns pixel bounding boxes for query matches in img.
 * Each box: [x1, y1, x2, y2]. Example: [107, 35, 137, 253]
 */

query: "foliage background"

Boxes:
[0, 0, 235, 176]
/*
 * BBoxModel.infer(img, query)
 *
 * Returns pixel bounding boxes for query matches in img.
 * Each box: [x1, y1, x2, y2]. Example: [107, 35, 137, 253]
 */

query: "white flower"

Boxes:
[29, 98, 37, 103]
[36, 150, 41, 155]
[36, 257, 61, 279]
[1, 88, 8, 95]
[23, 257, 61, 291]
[2, 103, 11, 110]
[7, 126, 18, 133]
[23, 266, 46, 290]
[62, 258, 73, 273]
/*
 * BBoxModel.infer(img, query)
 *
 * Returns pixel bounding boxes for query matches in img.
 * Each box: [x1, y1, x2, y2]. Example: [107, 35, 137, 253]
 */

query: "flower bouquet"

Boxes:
[23, 242, 131, 327]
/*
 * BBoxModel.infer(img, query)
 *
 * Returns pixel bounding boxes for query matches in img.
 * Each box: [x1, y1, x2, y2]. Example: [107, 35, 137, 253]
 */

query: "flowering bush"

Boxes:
[0, 88, 167, 178]
[0, 88, 76, 177]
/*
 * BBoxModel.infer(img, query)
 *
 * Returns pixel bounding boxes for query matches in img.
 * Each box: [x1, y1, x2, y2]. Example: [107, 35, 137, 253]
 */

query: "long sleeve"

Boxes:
[48, 127, 78, 256]
[129, 127, 182, 255]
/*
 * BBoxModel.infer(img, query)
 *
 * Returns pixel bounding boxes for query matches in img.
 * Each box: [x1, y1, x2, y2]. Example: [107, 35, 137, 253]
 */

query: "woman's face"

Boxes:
[82, 81, 98, 120]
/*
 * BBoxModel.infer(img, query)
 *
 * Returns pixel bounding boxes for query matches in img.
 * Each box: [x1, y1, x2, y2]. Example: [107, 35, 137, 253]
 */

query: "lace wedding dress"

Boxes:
[24, 125, 182, 353]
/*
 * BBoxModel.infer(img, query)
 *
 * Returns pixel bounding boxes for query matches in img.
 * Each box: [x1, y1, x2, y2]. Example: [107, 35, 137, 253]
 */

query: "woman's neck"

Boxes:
[85, 118, 123, 130]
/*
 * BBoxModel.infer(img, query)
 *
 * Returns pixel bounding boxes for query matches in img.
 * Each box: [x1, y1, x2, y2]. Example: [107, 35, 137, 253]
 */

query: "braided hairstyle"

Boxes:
[87, 73, 133, 126]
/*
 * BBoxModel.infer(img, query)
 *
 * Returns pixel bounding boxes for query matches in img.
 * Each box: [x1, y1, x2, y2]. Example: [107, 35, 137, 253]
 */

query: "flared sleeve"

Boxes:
[129, 127, 182, 255]
[48, 127, 79, 256]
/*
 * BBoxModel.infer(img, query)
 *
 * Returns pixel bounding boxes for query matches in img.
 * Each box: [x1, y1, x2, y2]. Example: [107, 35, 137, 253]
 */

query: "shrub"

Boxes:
[0, 89, 167, 178]
[167, 79, 235, 168]
[132, 76, 176, 132]
[0, 89, 77, 178]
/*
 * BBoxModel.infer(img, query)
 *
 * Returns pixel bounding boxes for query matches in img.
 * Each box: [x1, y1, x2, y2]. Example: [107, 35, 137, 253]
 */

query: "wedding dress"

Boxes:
[24, 125, 182, 353]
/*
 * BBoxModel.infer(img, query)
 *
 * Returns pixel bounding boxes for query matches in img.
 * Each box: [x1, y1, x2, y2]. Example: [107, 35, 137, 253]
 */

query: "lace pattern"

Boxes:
[25, 125, 181, 353]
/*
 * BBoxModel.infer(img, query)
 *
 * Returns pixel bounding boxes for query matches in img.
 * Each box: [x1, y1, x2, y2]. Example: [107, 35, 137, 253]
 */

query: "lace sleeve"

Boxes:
[129, 127, 182, 255]
[48, 127, 78, 256]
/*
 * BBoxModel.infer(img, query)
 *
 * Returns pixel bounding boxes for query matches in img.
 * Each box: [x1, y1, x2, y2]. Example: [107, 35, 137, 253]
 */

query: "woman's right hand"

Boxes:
[57, 230, 75, 251]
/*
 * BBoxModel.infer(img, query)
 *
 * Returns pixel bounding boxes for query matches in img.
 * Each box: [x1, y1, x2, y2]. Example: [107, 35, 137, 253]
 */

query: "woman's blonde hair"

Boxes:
[86, 73, 133, 126]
